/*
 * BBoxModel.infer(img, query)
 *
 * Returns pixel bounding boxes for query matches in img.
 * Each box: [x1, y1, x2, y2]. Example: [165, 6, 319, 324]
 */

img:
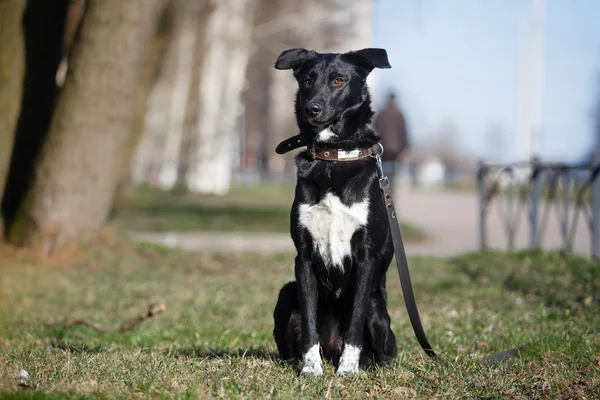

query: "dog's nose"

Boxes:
[305, 103, 322, 117]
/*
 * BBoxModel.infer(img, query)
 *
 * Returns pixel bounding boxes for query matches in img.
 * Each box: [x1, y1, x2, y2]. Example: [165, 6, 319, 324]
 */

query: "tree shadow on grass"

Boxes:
[113, 203, 290, 232]
[48, 339, 105, 354]
[167, 346, 279, 362]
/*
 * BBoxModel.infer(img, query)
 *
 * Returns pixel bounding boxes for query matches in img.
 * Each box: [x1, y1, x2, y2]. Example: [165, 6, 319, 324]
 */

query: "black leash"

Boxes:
[372, 148, 536, 363]
[373, 149, 437, 358]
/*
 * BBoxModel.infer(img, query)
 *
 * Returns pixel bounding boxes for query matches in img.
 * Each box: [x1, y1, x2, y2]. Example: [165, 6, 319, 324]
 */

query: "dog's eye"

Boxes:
[334, 77, 344, 85]
[304, 78, 311, 86]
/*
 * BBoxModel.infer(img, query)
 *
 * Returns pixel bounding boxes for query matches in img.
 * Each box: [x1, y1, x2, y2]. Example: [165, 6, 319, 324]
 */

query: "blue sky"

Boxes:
[372, 0, 600, 162]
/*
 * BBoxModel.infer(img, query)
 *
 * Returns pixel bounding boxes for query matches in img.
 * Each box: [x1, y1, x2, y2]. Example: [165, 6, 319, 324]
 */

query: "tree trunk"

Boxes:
[242, 0, 283, 181]
[1, 0, 69, 242]
[186, 0, 258, 194]
[155, 0, 201, 190]
[130, 55, 173, 187]
[20, 0, 164, 255]
[113, 0, 175, 200]
[0, 0, 26, 233]
[174, 2, 217, 189]
[130, 0, 211, 189]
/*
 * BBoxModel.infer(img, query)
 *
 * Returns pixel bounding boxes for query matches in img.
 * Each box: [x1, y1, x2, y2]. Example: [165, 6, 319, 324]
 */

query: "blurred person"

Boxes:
[373, 92, 411, 185]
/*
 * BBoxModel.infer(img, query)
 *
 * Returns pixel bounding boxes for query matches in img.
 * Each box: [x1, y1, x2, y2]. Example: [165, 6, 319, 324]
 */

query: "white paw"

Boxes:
[300, 363, 323, 376]
[336, 344, 361, 377]
[300, 344, 323, 376]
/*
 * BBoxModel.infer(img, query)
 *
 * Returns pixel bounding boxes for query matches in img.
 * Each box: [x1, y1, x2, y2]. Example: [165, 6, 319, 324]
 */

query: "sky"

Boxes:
[371, 0, 600, 163]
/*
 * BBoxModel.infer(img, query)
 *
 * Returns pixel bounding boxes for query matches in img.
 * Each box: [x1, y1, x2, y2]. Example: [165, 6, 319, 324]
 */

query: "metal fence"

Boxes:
[477, 152, 600, 259]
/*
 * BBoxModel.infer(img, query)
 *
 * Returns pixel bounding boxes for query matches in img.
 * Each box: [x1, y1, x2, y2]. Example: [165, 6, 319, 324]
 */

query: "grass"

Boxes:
[0, 240, 599, 399]
[110, 184, 427, 241]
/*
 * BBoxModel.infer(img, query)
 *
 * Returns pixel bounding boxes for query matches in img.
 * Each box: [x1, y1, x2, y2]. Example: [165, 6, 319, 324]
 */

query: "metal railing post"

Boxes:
[530, 156, 541, 249]
[560, 171, 569, 252]
[507, 168, 515, 250]
[477, 160, 487, 251]
[592, 148, 600, 260]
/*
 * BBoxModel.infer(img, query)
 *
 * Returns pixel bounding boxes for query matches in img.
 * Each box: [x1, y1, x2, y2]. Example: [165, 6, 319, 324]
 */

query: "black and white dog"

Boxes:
[272, 48, 398, 377]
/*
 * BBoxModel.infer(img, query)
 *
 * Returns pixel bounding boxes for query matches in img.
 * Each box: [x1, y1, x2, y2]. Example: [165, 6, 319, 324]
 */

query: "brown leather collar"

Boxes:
[308, 143, 375, 161]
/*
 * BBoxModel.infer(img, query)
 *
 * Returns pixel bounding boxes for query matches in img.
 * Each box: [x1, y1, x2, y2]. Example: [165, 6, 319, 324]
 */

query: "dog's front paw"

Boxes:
[300, 344, 323, 377]
[300, 363, 323, 377]
[335, 344, 361, 377]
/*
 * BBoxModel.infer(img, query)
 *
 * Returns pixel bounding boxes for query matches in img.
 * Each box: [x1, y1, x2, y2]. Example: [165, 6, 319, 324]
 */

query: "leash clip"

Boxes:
[371, 142, 389, 188]
[375, 153, 389, 189]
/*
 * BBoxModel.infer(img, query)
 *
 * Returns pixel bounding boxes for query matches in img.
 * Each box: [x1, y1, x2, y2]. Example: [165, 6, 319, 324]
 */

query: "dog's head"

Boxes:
[275, 48, 390, 139]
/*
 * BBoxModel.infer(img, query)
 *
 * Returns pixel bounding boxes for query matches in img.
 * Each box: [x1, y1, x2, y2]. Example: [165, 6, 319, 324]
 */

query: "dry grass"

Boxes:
[0, 240, 599, 399]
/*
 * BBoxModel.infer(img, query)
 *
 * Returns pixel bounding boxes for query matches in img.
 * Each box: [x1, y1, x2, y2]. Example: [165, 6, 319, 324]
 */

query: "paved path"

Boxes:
[132, 231, 296, 254]
[130, 180, 593, 258]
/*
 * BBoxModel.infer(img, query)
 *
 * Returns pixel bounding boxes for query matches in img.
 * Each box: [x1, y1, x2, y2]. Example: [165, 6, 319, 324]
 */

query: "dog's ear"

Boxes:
[340, 48, 391, 73]
[274, 48, 317, 71]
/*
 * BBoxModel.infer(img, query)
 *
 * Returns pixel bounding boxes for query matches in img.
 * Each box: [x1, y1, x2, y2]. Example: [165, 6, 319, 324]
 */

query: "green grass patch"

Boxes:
[110, 184, 427, 241]
[0, 244, 598, 398]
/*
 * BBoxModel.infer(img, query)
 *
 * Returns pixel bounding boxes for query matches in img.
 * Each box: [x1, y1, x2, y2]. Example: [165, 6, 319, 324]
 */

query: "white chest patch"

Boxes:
[316, 127, 337, 142]
[298, 193, 369, 270]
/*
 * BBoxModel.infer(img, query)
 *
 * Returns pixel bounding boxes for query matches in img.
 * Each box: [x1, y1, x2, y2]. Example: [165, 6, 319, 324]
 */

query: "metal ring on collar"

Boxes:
[371, 142, 384, 157]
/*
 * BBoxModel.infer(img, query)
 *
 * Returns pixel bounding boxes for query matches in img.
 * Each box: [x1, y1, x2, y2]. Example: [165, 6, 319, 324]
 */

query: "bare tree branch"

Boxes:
[54, 303, 167, 332]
